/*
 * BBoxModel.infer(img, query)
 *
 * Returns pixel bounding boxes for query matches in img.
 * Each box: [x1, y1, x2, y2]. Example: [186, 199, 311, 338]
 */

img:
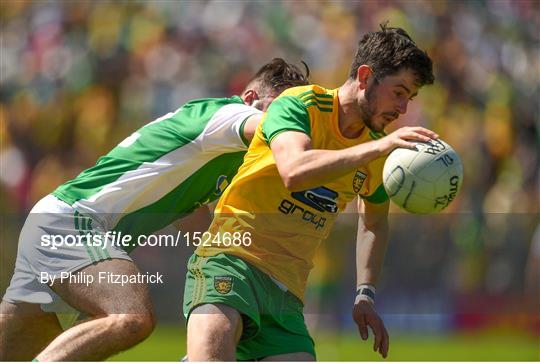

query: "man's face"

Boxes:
[358, 68, 420, 132]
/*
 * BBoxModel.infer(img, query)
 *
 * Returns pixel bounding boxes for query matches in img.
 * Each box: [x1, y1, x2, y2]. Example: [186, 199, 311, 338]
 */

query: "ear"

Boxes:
[356, 65, 374, 90]
[241, 89, 259, 106]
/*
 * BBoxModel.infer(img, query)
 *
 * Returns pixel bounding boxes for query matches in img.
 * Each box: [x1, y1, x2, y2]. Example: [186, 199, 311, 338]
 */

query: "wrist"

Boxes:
[372, 138, 388, 157]
[355, 284, 376, 304]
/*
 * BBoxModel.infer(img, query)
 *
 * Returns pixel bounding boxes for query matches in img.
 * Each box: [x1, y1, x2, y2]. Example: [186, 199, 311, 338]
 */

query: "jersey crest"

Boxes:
[353, 171, 367, 194]
[214, 276, 233, 294]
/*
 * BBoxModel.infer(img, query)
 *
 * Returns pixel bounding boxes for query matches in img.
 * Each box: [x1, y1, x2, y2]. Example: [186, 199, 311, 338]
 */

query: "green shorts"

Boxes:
[183, 253, 315, 360]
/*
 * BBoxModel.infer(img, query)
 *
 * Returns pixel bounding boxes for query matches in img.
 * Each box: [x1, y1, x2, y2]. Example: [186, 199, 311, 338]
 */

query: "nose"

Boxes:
[396, 99, 408, 114]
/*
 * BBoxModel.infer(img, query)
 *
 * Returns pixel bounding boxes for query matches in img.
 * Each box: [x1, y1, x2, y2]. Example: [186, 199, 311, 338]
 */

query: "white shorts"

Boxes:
[2, 194, 132, 316]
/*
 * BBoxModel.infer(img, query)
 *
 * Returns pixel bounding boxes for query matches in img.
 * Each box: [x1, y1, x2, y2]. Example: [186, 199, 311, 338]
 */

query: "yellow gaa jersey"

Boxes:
[196, 85, 388, 300]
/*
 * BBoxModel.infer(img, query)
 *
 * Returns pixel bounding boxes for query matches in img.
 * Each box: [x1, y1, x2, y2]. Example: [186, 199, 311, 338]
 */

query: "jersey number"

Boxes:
[118, 132, 141, 148]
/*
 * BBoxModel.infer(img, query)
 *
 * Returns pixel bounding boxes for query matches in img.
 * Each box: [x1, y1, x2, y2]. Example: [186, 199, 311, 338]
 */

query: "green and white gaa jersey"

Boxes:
[52, 96, 259, 252]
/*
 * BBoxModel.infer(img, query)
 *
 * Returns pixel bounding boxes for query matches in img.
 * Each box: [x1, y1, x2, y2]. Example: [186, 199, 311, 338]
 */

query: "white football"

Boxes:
[383, 139, 463, 214]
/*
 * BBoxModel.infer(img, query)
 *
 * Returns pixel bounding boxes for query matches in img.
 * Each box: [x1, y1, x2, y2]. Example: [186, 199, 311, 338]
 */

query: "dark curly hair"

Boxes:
[248, 58, 310, 95]
[349, 23, 434, 87]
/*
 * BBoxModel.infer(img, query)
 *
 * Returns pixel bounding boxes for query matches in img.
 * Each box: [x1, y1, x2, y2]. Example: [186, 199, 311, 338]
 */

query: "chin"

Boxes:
[369, 120, 386, 133]
[363, 114, 386, 133]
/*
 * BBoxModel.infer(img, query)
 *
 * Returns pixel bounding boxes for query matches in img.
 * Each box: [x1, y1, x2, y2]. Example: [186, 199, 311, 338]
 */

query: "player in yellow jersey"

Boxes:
[183, 25, 438, 360]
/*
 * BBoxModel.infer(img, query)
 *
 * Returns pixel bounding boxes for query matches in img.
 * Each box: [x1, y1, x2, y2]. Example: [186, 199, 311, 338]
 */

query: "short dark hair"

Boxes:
[349, 24, 434, 87]
[248, 58, 310, 95]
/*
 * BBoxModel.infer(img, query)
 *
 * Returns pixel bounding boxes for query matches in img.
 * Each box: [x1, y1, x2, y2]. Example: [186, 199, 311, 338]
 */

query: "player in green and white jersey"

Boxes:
[0, 58, 309, 361]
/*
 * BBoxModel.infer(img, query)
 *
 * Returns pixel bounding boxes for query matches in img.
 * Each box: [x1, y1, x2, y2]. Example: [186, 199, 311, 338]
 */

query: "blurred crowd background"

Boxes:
[1, 0, 539, 341]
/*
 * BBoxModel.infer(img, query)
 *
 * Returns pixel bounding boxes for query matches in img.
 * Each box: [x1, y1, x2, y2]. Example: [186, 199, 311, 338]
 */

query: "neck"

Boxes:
[337, 80, 366, 139]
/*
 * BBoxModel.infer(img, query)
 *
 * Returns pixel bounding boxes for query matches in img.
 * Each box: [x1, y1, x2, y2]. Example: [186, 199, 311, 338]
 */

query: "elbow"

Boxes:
[282, 175, 301, 192]
[281, 171, 305, 192]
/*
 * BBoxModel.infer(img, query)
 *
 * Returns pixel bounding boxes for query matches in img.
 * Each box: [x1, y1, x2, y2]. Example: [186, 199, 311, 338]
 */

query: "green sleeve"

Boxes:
[262, 96, 311, 145]
[361, 184, 389, 204]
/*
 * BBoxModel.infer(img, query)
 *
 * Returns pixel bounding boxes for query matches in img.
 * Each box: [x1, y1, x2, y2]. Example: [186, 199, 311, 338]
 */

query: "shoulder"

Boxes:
[274, 85, 335, 114]
[278, 84, 332, 99]
[173, 96, 257, 122]
[179, 95, 244, 111]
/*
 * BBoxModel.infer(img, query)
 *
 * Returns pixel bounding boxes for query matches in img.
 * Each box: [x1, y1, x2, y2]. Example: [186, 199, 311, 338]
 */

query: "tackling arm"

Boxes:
[241, 114, 263, 144]
[173, 205, 213, 236]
